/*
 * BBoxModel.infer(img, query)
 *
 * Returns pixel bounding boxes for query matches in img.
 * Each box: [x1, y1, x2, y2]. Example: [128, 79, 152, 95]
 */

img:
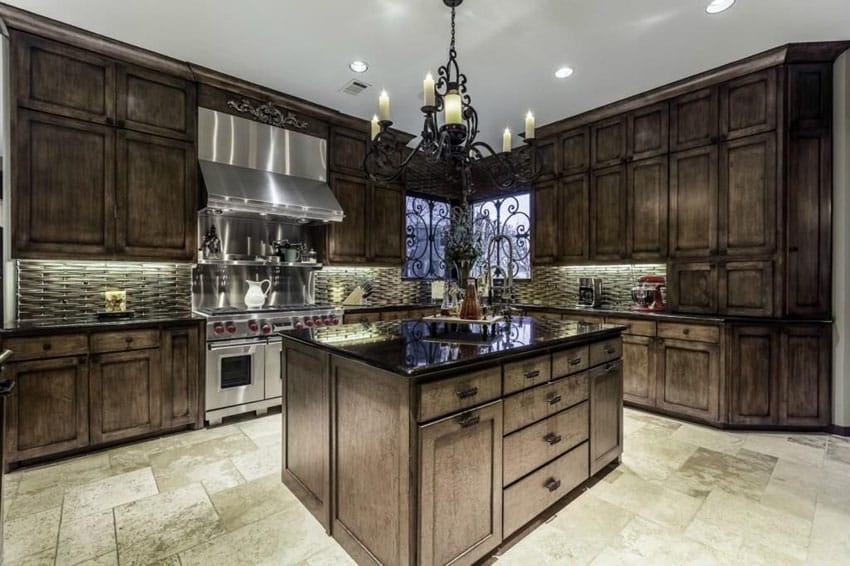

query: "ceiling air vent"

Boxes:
[340, 79, 370, 96]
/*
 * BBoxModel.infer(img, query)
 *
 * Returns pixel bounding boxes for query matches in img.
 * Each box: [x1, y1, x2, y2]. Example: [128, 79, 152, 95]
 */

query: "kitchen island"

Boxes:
[280, 316, 625, 566]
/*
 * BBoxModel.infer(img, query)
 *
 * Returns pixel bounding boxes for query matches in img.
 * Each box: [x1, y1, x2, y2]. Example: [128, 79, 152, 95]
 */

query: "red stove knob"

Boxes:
[213, 324, 225, 335]
[248, 321, 259, 332]
[294, 322, 305, 330]
[305, 319, 314, 327]
[225, 322, 237, 334]
[331, 317, 340, 326]
[261, 322, 272, 334]
[314, 317, 324, 327]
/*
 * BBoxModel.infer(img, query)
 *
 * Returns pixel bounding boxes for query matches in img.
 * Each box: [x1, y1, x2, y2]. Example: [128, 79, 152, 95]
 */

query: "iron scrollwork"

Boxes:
[227, 99, 308, 129]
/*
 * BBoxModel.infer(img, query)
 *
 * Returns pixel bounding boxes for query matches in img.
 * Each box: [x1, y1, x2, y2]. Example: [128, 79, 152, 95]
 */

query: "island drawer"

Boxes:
[503, 401, 589, 486]
[418, 367, 502, 422]
[657, 322, 720, 343]
[552, 345, 589, 378]
[503, 441, 589, 536]
[3, 334, 88, 361]
[503, 354, 552, 395]
[90, 329, 160, 353]
[604, 317, 657, 337]
[503, 372, 588, 434]
[589, 338, 622, 367]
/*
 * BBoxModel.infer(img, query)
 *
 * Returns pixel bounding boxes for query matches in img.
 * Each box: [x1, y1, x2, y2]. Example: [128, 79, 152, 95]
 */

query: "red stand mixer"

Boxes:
[631, 275, 667, 312]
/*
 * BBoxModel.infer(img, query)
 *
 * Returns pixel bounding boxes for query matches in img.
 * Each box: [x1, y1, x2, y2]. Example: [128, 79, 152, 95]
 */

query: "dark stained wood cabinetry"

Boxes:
[727, 325, 779, 426]
[669, 146, 718, 257]
[116, 64, 196, 140]
[629, 103, 669, 160]
[329, 127, 368, 176]
[780, 325, 831, 427]
[161, 325, 201, 429]
[560, 127, 590, 175]
[720, 69, 777, 140]
[328, 173, 370, 263]
[656, 337, 721, 422]
[591, 116, 627, 169]
[589, 360, 623, 475]
[668, 262, 718, 315]
[719, 260, 775, 317]
[670, 88, 718, 151]
[621, 334, 656, 408]
[532, 179, 559, 263]
[627, 156, 668, 259]
[533, 175, 589, 264]
[590, 165, 627, 260]
[369, 183, 405, 264]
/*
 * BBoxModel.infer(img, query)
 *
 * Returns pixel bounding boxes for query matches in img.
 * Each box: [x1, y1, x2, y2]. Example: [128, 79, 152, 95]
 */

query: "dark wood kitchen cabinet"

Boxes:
[89, 348, 162, 445]
[627, 156, 668, 259]
[370, 183, 405, 264]
[532, 179, 559, 263]
[628, 103, 669, 161]
[719, 260, 775, 317]
[4, 355, 89, 465]
[656, 337, 721, 423]
[115, 131, 197, 260]
[670, 88, 718, 151]
[780, 325, 831, 427]
[590, 165, 627, 260]
[161, 325, 201, 429]
[620, 334, 656, 408]
[419, 402, 503, 566]
[719, 69, 777, 140]
[116, 64, 196, 140]
[589, 360, 623, 475]
[591, 116, 627, 169]
[329, 127, 368, 176]
[727, 325, 779, 426]
[669, 146, 718, 258]
[668, 262, 718, 315]
[533, 175, 589, 264]
[560, 127, 590, 175]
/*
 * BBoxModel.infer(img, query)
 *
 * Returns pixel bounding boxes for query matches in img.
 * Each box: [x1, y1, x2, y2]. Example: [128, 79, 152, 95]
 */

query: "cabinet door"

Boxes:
[560, 174, 590, 262]
[533, 179, 559, 263]
[627, 156, 668, 259]
[328, 173, 369, 263]
[670, 88, 718, 151]
[419, 402, 503, 566]
[13, 31, 115, 124]
[622, 335, 656, 408]
[90, 349, 162, 445]
[115, 130, 197, 260]
[533, 137, 559, 179]
[788, 64, 832, 133]
[656, 339, 721, 422]
[560, 127, 590, 175]
[629, 102, 669, 160]
[161, 325, 201, 429]
[5, 357, 89, 464]
[589, 360, 623, 475]
[780, 325, 830, 427]
[719, 133, 776, 256]
[669, 146, 718, 257]
[668, 262, 718, 315]
[116, 64, 196, 140]
[590, 165, 627, 260]
[728, 326, 779, 426]
[720, 69, 777, 140]
[370, 183, 405, 264]
[591, 116, 627, 169]
[14, 110, 116, 258]
[329, 127, 368, 175]
[719, 260, 775, 317]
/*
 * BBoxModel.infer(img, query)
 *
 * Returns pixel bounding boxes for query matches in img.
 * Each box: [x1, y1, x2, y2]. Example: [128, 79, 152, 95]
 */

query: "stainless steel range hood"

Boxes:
[198, 107, 343, 223]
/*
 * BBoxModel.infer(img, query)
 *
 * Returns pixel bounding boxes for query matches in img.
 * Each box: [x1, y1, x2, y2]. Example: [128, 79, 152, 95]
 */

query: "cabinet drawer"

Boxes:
[503, 401, 589, 486]
[657, 323, 720, 343]
[504, 354, 552, 395]
[552, 345, 589, 378]
[418, 367, 502, 422]
[90, 329, 160, 353]
[504, 373, 588, 434]
[589, 338, 622, 367]
[604, 317, 657, 337]
[504, 442, 589, 536]
[3, 334, 88, 361]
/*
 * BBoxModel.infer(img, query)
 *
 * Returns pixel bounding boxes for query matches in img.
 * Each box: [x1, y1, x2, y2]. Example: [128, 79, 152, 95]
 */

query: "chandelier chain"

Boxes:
[450, 7, 456, 51]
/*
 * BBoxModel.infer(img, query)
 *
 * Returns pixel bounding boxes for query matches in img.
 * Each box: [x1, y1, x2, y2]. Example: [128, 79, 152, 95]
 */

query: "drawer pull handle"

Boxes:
[125, 336, 134, 343]
[524, 369, 541, 379]
[683, 328, 690, 335]
[568, 358, 582, 366]
[606, 363, 618, 373]
[548, 394, 562, 405]
[544, 433, 562, 445]
[42, 343, 52, 351]
[458, 414, 480, 428]
[604, 346, 616, 354]
[456, 387, 479, 400]
[544, 478, 562, 492]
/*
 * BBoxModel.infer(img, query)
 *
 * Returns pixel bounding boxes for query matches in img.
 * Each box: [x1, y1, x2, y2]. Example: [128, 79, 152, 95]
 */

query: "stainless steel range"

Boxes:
[197, 304, 342, 425]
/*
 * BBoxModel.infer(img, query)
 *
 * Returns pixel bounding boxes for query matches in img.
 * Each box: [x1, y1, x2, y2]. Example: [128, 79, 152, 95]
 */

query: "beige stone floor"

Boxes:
[3, 408, 849, 566]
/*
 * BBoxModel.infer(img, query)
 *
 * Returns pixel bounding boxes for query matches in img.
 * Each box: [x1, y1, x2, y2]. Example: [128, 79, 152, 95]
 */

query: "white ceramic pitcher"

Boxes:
[244, 279, 271, 308]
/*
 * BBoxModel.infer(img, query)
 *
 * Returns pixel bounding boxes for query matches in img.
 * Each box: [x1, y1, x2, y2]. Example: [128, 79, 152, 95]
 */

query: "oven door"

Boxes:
[206, 339, 266, 411]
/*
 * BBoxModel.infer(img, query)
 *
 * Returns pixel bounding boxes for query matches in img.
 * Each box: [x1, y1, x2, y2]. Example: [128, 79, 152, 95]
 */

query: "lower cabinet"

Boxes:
[161, 325, 201, 429]
[419, 402, 503, 566]
[656, 338, 721, 422]
[621, 335, 656, 408]
[89, 348, 162, 444]
[727, 326, 779, 426]
[589, 360, 624, 475]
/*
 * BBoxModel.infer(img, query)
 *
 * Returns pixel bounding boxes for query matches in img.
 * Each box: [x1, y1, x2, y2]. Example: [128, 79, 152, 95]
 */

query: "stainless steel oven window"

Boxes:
[220, 354, 253, 389]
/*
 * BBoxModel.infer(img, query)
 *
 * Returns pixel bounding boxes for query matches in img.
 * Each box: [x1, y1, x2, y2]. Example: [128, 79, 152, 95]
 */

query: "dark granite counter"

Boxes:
[338, 303, 439, 313]
[281, 316, 625, 378]
[0, 313, 204, 336]
[517, 304, 833, 325]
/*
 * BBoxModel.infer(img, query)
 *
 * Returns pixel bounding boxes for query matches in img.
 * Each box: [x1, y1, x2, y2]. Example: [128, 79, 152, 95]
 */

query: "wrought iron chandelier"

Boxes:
[363, 0, 540, 201]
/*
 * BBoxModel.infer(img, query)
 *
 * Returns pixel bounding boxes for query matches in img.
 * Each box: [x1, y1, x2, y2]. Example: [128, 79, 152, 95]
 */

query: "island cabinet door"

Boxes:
[589, 360, 623, 475]
[419, 401, 503, 566]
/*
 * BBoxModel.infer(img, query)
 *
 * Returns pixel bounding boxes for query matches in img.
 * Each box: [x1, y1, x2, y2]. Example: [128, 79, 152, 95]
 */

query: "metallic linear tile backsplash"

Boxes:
[315, 267, 432, 305]
[17, 260, 193, 321]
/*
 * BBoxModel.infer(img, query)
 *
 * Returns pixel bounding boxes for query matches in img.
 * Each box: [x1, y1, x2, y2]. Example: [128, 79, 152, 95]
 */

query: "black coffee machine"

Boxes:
[577, 278, 603, 308]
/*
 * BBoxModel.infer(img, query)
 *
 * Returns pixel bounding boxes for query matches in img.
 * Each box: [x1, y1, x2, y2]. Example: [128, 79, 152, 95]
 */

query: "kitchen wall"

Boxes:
[16, 260, 192, 321]
[833, 50, 850, 429]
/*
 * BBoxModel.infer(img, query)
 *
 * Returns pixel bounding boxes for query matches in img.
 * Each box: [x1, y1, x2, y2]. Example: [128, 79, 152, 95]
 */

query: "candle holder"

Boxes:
[420, 105, 438, 115]
[378, 120, 393, 131]
[441, 123, 468, 145]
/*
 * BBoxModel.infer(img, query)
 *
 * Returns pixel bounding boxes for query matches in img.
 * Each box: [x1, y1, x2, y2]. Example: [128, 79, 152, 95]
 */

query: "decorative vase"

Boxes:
[459, 281, 481, 320]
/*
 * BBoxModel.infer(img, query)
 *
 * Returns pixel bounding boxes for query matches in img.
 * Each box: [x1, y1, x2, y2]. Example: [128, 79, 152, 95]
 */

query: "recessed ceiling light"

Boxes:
[706, 0, 735, 14]
[349, 60, 369, 73]
[555, 66, 574, 79]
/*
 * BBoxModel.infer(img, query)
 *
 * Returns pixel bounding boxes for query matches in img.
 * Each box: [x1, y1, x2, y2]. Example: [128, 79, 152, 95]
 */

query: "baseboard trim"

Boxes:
[828, 424, 850, 436]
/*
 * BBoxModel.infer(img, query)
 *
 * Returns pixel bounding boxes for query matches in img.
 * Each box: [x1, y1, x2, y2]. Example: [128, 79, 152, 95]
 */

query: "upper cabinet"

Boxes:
[559, 127, 590, 175]
[628, 102, 669, 161]
[11, 31, 198, 261]
[670, 88, 719, 151]
[669, 146, 718, 258]
[330, 127, 368, 176]
[590, 165, 627, 260]
[591, 116, 627, 169]
[719, 69, 777, 140]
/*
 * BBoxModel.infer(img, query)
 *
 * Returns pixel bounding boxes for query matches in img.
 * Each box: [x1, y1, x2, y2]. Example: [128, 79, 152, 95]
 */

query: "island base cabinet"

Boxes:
[419, 402, 503, 566]
[589, 361, 623, 475]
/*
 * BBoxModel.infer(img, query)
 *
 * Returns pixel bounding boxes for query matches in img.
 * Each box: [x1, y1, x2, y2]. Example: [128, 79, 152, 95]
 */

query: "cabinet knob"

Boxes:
[606, 363, 619, 373]
[42, 343, 52, 351]
[683, 328, 690, 335]
[568, 358, 582, 366]
[789, 246, 800, 252]
[458, 413, 480, 428]
[456, 387, 478, 400]
[125, 336, 134, 343]
[524, 369, 541, 379]
[543, 433, 563, 445]
[547, 394, 562, 405]
[544, 478, 562, 492]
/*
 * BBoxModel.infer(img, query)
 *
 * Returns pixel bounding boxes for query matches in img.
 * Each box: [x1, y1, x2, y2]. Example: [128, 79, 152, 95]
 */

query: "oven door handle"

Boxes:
[208, 339, 266, 351]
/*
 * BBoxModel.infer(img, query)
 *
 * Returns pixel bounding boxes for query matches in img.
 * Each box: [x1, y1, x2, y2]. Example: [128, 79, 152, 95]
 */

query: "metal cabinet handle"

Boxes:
[524, 369, 541, 379]
[604, 346, 616, 354]
[125, 336, 134, 343]
[0, 379, 14, 396]
[544, 478, 562, 492]
[456, 387, 479, 400]
[548, 394, 562, 405]
[42, 343, 52, 351]
[543, 433, 563, 445]
[683, 328, 690, 335]
[606, 363, 618, 374]
[568, 358, 582, 366]
[458, 413, 480, 428]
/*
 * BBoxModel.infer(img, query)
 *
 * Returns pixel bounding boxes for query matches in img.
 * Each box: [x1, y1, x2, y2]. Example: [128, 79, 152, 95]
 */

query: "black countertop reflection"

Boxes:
[0, 313, 203, 336]
[281, 316, 625, 378]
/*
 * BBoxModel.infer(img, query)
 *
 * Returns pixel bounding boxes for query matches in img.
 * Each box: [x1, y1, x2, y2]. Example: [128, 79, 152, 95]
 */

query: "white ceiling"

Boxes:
[6, 0, 850, 148]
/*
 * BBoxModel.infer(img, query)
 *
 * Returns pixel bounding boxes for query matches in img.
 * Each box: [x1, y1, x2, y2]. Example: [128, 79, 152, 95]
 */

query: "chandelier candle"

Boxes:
[445, 90, 462, 124]
[503, 128, 512, 152]
[424, 73, 436, 106]
[371, 115, 380, 140]
[379, 90, 391, 122]
[525, 111, 535, 139]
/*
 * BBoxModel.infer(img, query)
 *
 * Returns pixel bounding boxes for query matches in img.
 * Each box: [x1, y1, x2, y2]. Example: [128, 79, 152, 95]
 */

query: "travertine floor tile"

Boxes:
[149, 431, 256, 474]
[2, 506, 61, 564]
[6, 483, 63, 519]
[55, 508, 116, 566]
[63, 467, 158, 521]
[742, 433, 826, 467]
[231, 444, 283, 481]
[75, 551, 119, 566]
[210, 472, 300, 531]
[604, 516, 732, 565]
[154, 457, 245, 495]
[666, 447, 776, 500]
[670, 422, 747, 455]
[16, 453, 112, 496]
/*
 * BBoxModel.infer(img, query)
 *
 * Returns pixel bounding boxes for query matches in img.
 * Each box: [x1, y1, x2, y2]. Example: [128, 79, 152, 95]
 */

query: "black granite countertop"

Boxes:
[0, 313, 204, 336]
[516, 304, 832, 325]
[281, 316, 625, 378]
[338, 303, 439, 313]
